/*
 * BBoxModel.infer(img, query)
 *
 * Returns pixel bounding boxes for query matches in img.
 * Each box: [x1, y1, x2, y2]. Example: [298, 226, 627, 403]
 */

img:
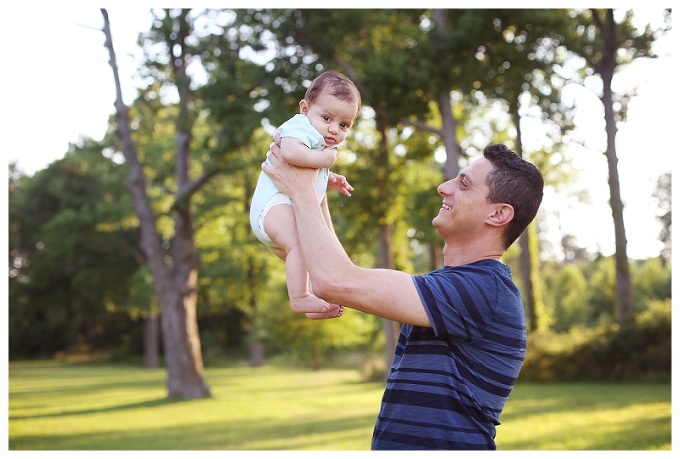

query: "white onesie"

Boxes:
[249, 114, 330, 248]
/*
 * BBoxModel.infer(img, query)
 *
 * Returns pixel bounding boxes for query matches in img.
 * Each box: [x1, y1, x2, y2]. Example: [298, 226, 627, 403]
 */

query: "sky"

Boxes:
[2, 4, 675, 261]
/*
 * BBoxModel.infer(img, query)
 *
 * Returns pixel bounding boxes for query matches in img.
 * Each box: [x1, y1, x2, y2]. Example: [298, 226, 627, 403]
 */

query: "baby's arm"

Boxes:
[280, 136, 336, 169]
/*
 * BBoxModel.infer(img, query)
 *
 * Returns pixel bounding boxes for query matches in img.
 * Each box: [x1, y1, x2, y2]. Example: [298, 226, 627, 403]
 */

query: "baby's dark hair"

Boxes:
[305, 71, 362, 117]
[483, 144, 544, 249]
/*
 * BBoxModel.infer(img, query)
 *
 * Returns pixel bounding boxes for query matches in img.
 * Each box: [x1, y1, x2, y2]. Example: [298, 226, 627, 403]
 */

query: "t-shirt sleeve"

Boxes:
[277, 114, 325, 149]
[413, 267, 497, 342]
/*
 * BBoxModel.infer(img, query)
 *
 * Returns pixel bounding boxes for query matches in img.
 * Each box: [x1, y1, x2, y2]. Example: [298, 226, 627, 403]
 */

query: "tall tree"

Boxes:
[563, 9, 666, 327]
[471, 9, 577, 331]
[101, 9, 210, 398]
[652, 171, 671, 261]
[8, 143, 140, 358]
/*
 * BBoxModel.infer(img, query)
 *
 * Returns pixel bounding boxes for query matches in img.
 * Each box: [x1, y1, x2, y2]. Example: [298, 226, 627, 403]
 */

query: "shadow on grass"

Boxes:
[10, 410, 377, 450]
[9, 363, 381, 450]
[9, 396, 194, 421]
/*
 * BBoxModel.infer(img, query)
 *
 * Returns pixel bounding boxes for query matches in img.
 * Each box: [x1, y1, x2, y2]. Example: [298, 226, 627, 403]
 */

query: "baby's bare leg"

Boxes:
[265, 204, 331, 315]
[284, 246, 332, 314]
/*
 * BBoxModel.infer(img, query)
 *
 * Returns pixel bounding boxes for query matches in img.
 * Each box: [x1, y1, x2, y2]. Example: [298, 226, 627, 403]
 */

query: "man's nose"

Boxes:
[437, 179, 453, 196]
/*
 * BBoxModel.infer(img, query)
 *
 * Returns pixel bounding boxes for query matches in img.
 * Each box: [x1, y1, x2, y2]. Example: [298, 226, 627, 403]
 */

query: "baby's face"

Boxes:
[302, 93, 358, 146]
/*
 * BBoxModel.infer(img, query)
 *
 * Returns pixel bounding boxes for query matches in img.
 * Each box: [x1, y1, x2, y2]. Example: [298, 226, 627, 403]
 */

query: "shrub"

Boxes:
[520, 304, 671, 383]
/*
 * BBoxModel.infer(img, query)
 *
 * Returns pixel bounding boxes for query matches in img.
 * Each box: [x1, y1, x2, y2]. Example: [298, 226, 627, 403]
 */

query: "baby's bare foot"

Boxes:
[306, 304, 344, 320]
[290, 295, 331, 315]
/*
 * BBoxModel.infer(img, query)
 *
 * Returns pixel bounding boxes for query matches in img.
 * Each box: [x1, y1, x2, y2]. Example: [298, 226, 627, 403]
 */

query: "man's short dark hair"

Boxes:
[483, 144, 544, 249]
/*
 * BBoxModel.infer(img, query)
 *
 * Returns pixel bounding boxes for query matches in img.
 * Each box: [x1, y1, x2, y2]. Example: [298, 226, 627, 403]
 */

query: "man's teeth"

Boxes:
[442, 203, 452, 210]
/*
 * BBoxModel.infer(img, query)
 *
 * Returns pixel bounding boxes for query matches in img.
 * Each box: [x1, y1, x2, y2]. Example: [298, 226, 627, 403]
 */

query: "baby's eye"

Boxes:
[322, 115, 330, 122]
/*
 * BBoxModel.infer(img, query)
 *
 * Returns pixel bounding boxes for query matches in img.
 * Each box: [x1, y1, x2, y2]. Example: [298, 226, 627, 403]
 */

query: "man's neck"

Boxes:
[441, 241, 504, 267]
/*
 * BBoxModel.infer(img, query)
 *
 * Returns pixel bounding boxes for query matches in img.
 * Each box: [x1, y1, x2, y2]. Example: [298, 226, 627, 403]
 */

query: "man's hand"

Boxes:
[328, 171, 354, 197]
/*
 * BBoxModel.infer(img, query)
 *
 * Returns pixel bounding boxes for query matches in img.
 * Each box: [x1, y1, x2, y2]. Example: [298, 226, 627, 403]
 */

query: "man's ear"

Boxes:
[487, 203, 514, 227]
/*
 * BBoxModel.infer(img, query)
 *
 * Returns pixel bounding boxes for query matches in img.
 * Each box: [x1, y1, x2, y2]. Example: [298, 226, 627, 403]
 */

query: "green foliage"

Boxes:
[8, 141, 140, 357]
[8, 9, 671, 383]
[520, 302, 671, 383]
[539, 255, 671, 335]
[563, 9, 662, 72]
[545, 263, 591, 332]
[631, 256, 671, 307]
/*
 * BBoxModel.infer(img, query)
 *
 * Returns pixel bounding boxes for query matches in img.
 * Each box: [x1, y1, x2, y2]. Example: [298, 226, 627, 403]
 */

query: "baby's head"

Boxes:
[300, 71, 361, 146]
[304, 71, 362, 117]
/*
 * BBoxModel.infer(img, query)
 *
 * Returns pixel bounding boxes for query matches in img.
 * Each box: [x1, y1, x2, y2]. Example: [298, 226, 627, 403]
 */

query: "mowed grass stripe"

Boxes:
[8, 361, 671, 450]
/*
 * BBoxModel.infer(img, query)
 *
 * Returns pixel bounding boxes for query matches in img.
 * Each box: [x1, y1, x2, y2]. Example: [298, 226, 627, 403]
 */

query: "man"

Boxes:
[262, 142, 544, 450]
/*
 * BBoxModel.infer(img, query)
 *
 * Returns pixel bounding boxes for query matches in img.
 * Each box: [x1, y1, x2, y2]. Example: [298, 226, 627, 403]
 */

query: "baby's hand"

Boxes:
[328, 172, 354, 197]
[323, 146, 338, 169]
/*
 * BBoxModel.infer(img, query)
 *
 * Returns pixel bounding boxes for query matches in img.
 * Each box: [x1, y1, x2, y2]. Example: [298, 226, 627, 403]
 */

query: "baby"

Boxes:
[250, 71, 361, 319]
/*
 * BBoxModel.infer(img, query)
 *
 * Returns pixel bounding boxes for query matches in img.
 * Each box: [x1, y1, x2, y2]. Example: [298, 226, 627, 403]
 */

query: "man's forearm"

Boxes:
[320, 196, 337, 237]
[289, 183, 350, 293]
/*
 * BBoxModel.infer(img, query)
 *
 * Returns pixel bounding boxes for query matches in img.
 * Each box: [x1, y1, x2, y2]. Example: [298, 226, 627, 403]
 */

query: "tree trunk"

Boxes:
[249, 339, 265, 367]
[247, 256, 264, 368]
[375, 125, 399, 376]
[379, 227, 399, 374]
[101, 9, 211, 398]
[433, 9, 462, 182]
[159, 283, 211, 398]
[379, 219, 399, 377]
[518, 225, 547, 330]
[312, 343, 322, 371]
[594, 9, 635, 328]
[512, 106, 546, 332]
[143, 314, 160, 368]
[437, 92, 462, 181]
[428, 240, 442, 272]
[244, 170, 265, 368]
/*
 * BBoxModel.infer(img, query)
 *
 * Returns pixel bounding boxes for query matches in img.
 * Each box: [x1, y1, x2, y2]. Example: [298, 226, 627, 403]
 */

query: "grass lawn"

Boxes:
[7, 360, 672, 451]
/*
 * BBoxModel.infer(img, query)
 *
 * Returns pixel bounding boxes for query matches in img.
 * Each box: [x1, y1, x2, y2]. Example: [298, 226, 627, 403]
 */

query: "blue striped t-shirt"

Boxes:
[371, 259, 526, 450]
